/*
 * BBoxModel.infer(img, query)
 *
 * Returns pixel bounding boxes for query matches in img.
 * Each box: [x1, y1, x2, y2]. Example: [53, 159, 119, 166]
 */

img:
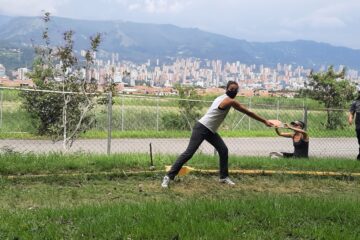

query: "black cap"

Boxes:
[290, 120, 305, 129]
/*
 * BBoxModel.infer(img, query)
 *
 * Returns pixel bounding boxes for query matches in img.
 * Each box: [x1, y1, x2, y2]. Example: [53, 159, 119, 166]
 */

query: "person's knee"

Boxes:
[218, 145, 228, 157]
[180, 151, 195, 160]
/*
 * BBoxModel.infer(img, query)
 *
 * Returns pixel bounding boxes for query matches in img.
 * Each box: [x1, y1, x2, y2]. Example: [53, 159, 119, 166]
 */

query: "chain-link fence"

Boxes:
[0, 87, 358, 158]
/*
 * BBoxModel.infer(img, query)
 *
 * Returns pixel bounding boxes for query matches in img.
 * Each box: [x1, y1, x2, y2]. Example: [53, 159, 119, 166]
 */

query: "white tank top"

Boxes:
[198, 94, 231, 133]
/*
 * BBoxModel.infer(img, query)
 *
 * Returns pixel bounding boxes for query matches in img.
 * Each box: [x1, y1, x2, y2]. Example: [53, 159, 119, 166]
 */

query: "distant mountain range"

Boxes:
[1, 15, 360, 70]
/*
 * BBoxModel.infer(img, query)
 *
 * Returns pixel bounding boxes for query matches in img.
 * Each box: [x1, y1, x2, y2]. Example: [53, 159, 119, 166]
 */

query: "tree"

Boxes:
[161, 85, 203, 131]
[20, 12, 102, 150]
[176, 84, 203, 129]
[305, 66, 355, 129]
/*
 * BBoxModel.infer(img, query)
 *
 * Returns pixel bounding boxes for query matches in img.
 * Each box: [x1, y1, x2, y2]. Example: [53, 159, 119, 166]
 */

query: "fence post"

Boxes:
[303, 99, 308, 131]
[107, 91, 112, 155]
[156, 96, 159, 131]
[248, 97, 252, 130]
[276, 99, 280, 120]
[0, 89, 3, 129]
[121, 94, 124, 131]
[63, 94, 67, 151]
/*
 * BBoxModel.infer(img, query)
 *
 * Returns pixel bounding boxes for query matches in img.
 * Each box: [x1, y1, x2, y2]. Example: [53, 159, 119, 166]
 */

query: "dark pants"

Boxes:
[282, 152, 294, 158]
[356, 129, 360, 159]
[167, 122, 229, 179]
[356, 129, 360, 146]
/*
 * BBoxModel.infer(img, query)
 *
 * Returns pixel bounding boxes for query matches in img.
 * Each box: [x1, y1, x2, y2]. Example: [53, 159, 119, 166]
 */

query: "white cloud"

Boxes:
[282, 2, 360, 29]
[128, 4, 141, 11]
[114, 0, 189, 14]
[0, 0, 69, 16]
[284, 16, 346, 29]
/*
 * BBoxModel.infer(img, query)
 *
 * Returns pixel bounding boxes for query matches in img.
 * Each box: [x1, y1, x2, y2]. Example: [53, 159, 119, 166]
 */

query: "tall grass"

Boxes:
[0, 90, 355, 138]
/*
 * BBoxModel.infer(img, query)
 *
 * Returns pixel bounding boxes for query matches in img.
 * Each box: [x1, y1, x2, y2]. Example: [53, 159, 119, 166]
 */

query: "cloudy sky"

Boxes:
[0, 0, 359, 49]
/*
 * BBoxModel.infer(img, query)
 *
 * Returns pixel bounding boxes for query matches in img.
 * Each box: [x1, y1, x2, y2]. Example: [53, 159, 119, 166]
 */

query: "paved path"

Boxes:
[0, 138, 357, 158]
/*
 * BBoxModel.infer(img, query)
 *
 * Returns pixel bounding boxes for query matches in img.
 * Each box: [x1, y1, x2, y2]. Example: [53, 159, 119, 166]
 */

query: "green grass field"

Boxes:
[0, 153, 360, 239]
[1, 153, 360, 175]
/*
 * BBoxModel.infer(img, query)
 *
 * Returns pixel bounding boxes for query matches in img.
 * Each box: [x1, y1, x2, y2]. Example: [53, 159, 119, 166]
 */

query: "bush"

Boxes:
[161, 112, 190, 131]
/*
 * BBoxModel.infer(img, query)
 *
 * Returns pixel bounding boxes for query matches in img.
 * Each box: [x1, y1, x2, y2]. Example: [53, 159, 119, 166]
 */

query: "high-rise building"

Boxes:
[111, 53, 115, 65]
[17, 68, 29, 80]
[80, 50, 87, 57]
[0, 64, 6, 77]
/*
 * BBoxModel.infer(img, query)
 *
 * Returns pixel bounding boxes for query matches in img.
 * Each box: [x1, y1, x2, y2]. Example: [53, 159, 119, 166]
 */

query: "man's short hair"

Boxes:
[226, 81, 238, 89]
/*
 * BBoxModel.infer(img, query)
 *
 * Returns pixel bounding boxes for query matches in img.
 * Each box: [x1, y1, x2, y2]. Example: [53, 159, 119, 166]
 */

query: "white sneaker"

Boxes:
[270, 152, 282, 159]
[219, 177, 235, 186]
[161, 176, 170, 188]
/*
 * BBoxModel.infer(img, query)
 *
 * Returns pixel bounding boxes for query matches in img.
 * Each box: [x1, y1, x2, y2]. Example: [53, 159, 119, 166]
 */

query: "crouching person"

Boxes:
[270, 120, 309, 159]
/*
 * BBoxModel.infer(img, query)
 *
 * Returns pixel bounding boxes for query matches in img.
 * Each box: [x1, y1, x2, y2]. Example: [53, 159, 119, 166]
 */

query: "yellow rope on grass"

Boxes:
[1, 166, 359, 179]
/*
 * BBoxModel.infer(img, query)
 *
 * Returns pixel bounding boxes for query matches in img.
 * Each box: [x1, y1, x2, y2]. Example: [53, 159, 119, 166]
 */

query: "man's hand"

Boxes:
[264, 120, 274, 127]
[349, 113, 354, 125]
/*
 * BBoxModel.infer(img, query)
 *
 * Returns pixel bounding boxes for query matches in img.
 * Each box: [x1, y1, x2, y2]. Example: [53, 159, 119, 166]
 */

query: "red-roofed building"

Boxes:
[0, 78, 34, 88]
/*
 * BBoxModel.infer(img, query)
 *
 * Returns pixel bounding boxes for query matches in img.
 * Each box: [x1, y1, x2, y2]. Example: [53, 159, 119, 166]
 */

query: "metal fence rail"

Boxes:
[0, 87, 358, 158]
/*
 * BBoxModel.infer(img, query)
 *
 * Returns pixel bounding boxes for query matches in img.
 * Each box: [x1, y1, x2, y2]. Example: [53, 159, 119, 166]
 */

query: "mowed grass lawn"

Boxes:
[0, 153, 360, 239]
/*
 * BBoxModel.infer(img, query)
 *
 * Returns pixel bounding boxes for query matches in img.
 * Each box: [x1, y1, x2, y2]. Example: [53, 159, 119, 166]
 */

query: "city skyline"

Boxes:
[0, 0, 360, 49]
[2, 56, 359, 94]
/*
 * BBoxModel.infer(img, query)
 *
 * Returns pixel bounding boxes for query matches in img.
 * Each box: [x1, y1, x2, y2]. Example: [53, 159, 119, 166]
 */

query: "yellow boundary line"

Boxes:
[1, 168, 360, 180]
[232, 169, 360, 177]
